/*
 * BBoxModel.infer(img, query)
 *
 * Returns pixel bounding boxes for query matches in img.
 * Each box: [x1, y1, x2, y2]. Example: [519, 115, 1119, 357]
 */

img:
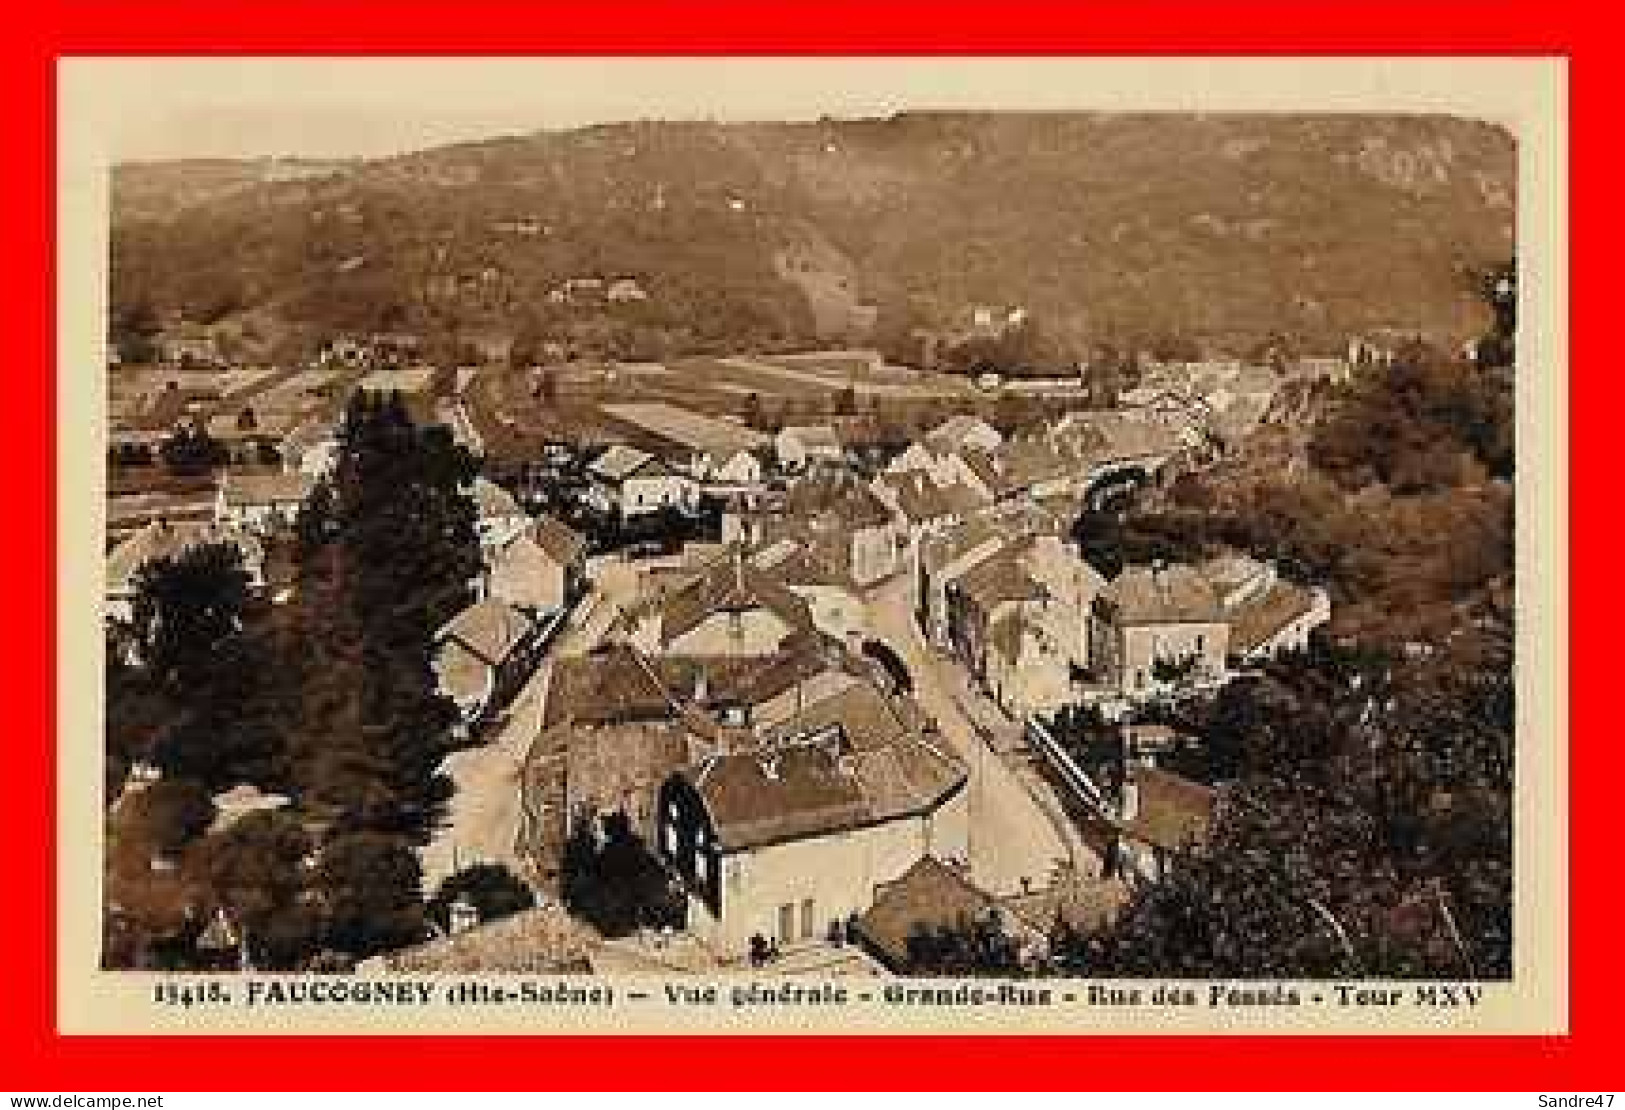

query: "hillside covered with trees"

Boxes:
[111, 112, 1515, 365]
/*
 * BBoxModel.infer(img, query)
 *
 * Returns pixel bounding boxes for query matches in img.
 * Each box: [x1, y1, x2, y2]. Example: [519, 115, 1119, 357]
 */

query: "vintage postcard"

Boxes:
[57, 56, 1566, 1034]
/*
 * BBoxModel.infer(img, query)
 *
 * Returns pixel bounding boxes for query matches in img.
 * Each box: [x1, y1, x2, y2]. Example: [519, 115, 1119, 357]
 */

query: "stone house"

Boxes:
[1201, 555, 1331, 665]
[587, 445, 700, 518]
[655, 680, 968, 960]
[1089, 563, 1230, 695]
[432, 598, 546, 734]
[484, 514, 587, 616]
[1110, 764, 1220, 884]
[625, 545, 815, 658]
[471, 476, 530, 554]
[214, 471, 314, 535]
[774, 425, 844, 472]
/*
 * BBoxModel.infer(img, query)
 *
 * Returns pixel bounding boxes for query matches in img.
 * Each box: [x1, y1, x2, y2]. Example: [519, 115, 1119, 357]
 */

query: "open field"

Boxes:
[599, 401, 769, 455]
[716, 355, 976, 400]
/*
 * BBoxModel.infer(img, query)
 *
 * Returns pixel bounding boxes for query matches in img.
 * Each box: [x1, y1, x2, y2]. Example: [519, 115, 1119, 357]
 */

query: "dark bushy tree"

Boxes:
[192, 810, 317, 970]
[316, 831, 427, 958]
[122, 778, 215, 857]
[152, 630, 297, 792]
[1473, 259, 1516, 370]
[1060, 630, 1513, 980]
[109, 298, 161, 365]
[427, 862, 535, 932]
[904, 911, 1024, 976]
[129, 542, 250, 684]
[561, 810, 685, 938]
[158, 424, 229, 476]
[1310, 345, 1512, 491]
[287, 390, 478, 839]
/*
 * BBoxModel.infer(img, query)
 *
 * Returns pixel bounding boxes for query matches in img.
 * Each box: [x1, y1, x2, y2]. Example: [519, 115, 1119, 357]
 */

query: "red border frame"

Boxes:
[6, 1, 1599, 1090]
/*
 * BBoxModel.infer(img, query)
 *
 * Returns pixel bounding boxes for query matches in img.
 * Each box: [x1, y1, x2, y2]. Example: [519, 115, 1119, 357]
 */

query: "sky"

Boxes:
[63, 57, 1545, 163]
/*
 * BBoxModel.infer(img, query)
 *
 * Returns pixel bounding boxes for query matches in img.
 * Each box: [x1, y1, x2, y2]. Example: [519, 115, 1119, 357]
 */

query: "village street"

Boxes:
[864, 574, 1088, 896]
[417, 652, 550, 894]
[418, 552, 1093, 901]
[416, 558, 642, 895]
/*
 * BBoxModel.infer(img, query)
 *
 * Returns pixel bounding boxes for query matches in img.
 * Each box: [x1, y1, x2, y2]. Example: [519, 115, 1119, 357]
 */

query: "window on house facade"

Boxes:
[800, 898, 816, 940]
[778, 903, 795, 943]
[662, 803, 678, 854]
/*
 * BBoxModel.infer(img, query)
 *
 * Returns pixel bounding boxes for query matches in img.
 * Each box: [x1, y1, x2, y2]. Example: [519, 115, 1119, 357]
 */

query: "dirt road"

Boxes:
[865, 576, 1082, 896]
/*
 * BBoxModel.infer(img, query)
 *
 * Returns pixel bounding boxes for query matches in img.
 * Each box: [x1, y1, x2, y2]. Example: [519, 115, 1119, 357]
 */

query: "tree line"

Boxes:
[104, 391, 527, 970]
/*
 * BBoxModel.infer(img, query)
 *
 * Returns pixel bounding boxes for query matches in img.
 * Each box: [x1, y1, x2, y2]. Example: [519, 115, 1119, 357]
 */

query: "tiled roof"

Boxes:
[1124, 765, 1219, 853]
[687, 681, 965, 851]
[589, 444, 659, 482]
[685, 743, 872, 850]
[955, 546, 1045, 612]
[855, 857, 996, 968]
[657, 545, 814, 645]
[472, 476, 524, 520]
[713, 635, 853, 710]
[780, 425, 842, 450]
[750, 539, 848, 591]
[532, 514, 586, 567]
[220, 470, 314, 507]
[1085, 413, 1184, 461]
[545, 647, 680, 727]
[1103, 564, 1224, 625]
[877, 471, 964, 526]
[784, 473, 894, 530]
[763, 680, 901, 753]
[1002, 438, 1081, 491]
[365, 904, 597, 974]
[564, 720, 696, 812]
[600, 401, 769, 455]
[487, 532, 557, 610]
[999, 875, 1131, 936]
[923, 415, 1001, 455]
[438, 598, 536, 665]
[937, 480, 991, 517]
[1227, 579, 1320, 655]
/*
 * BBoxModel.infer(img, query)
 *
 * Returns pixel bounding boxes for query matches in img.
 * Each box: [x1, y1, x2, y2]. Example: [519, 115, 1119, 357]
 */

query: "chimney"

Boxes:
[448, 895, 480, 935]
[1120, 774, 1141, 823]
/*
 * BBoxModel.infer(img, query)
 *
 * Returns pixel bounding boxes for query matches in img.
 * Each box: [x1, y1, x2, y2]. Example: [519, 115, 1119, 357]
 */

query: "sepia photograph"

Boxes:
[58, 56, 1565, 1034]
